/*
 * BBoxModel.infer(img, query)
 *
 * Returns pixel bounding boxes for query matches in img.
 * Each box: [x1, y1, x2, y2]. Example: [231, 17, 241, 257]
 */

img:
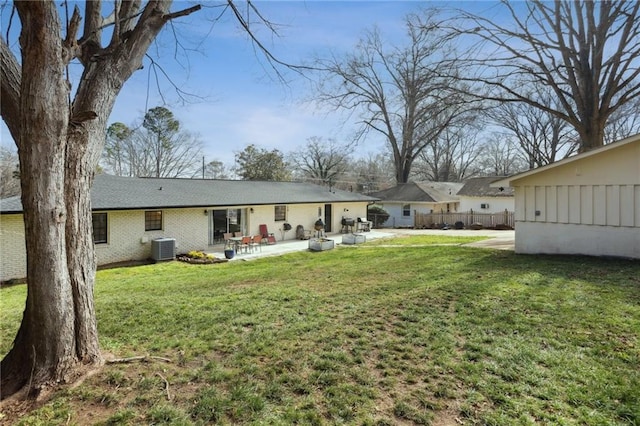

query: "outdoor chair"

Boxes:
[239, 236, 252, 253]
[249, 235, 262, 252]
[259, 224, 277, 245]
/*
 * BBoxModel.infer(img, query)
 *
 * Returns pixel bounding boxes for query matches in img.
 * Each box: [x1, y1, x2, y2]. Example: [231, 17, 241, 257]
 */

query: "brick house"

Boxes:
[0, 174, 378, 281]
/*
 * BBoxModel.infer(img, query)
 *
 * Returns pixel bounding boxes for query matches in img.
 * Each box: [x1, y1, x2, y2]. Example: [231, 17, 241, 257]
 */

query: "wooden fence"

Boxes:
[414, 210, 514, 229]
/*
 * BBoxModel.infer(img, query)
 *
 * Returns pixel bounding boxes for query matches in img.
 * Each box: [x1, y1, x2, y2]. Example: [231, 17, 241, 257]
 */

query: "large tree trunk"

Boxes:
[65, 127, 102, 364]
[0, 4, 79, 397]
[1, 1, 201, 399]
[577, 118, 606, 153]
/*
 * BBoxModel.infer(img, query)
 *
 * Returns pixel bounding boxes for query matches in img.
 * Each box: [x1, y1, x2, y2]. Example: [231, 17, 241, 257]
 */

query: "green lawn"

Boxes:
[1, 238, 639, 425]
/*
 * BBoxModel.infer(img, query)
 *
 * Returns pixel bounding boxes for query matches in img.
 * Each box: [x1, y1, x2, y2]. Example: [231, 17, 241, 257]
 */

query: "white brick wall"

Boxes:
[95, 208, 210, 265]
[1, 202, 371, 281]
[0, 214, 27, 281]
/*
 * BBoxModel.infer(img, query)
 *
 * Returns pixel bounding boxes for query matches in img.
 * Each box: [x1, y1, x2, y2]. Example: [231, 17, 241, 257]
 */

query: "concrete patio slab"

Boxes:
[206, 228, 514, 261]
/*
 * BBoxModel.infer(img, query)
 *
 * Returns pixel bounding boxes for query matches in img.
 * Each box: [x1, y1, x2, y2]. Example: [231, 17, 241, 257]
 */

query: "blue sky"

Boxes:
[109, 1, 428, 165]
[1, 1, 502, 166]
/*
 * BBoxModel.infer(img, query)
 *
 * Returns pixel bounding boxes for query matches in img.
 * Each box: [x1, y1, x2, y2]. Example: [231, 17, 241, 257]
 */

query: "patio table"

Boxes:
[228, 236, 243, 253]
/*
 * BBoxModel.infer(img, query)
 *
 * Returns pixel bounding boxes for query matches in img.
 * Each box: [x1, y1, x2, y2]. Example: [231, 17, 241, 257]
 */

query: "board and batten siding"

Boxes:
[516, 184, 639, 227]
[508, 137, 640, 259]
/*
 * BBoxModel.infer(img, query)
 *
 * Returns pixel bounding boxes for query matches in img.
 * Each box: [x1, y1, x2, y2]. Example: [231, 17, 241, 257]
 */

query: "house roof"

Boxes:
[0, 174, 379, 214]
[492, 133, 640, 187]
[369, 181, 462, 203]
[457, 177, 514, 197]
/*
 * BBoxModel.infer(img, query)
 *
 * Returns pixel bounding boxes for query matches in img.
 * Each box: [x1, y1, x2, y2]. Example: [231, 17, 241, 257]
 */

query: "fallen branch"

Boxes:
[106, 355, 172, 364]
[156, 372, 172, 401]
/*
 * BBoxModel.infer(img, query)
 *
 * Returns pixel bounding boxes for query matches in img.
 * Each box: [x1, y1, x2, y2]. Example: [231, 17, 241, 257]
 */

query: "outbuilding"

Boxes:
[492, 134, 640, 259]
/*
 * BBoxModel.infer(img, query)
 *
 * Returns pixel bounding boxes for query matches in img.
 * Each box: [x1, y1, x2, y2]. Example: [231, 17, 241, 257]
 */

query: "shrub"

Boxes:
[187, 250, 215, 260]
[367, 205, 390, 228]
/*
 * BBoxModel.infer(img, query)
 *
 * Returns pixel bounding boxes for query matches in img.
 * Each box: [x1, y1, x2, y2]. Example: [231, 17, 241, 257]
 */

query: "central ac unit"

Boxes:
[151, 238, 176, 261]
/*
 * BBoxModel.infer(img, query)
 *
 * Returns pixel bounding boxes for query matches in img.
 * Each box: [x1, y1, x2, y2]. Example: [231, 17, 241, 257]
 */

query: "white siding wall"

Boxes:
[376, 202, 459, 228]
[382, 204, 414, 228]
[515, 184, 639, 227]
[515, 222, 640, 258]
[458, 196, 514, 213]
[510, 139, 640, 259]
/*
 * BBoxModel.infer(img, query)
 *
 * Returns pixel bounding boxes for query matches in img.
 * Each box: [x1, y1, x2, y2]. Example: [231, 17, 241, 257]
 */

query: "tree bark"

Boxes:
[1, 2, 77, 397]
[1, 0, 202, 399]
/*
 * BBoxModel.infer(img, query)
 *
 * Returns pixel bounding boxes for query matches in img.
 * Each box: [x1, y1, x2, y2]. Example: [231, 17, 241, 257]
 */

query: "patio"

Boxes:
[206, 228, 514, 261]
[208, 230, 394, 261]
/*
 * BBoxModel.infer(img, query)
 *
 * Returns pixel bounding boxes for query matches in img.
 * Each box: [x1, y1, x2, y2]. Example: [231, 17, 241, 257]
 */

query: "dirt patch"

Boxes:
[431, 407, 464, 425]
[0, 362, 105, 425]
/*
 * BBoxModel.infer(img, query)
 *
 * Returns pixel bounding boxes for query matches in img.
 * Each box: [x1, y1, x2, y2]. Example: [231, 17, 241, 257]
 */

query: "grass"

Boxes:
[363, 234, 488, 246]
[1, 236, 639, 425]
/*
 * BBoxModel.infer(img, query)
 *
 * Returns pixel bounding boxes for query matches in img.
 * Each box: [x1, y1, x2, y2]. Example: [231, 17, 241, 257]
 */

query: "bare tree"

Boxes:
[604, 97, 640, 144]
[288, 137, 350, 188]
[488, 92, 578, 169]
[413, 122, 483, 182]
[447, 0, 640, 152]
[0, 146, 20, 197]
[353, 153, 394, 193]
[0, 0, 282, 399]
[314, 11, 475, 184]
[476, 134, 527, 177]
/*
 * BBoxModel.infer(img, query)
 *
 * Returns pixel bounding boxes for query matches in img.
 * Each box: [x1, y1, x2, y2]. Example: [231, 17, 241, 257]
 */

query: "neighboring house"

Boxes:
[457, 176, 515, 213]
[0, 174, 378, 281]
[492, 134, 640, 259]
[369, 182, 463, 228]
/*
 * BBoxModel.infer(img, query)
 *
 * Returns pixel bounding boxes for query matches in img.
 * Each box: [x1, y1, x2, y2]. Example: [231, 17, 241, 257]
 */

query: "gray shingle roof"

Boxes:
[0, 174, 379, 214]
[456, 177, 514, 197]
[369, 181, 462, 203]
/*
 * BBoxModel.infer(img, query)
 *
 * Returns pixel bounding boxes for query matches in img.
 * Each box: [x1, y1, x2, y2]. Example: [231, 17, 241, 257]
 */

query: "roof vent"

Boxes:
[151, 238, 175, 261]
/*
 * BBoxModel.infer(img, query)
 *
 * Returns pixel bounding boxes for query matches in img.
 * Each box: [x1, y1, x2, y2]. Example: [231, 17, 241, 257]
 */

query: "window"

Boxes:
[274, 205, 287, 221]
[402, 204, 411, 217]
[92, 213, 108, 244]
[145, 210, 163, 231]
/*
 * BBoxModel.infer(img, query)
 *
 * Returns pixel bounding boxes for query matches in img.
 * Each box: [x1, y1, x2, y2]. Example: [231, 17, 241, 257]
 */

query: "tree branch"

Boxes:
[163, 4, 202, 21]
[62, 5, 83, 64]
[0, 37, 22, 141]
[106, 355, 172, 364]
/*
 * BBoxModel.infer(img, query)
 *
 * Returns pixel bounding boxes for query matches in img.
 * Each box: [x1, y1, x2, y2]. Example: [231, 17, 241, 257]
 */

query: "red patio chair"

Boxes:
[239, 235, 252, 253]
[259, 224, 276, 245]
[250, 235, 262, 252]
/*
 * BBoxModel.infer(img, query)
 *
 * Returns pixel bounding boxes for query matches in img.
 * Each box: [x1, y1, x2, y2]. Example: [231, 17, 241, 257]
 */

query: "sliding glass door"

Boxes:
[208, 208, 245, 245]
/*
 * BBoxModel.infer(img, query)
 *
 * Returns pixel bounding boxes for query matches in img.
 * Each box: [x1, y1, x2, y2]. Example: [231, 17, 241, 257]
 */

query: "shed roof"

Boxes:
[457, 177, 514, 197]
[0, 174, 378, 214]
[369, 181, 462, 203]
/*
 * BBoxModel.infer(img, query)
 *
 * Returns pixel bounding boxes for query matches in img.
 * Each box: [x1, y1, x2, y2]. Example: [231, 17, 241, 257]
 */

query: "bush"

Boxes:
[367, 205, 390, 228]
[177, 251, 223, 264]
[187, 250, 213, 259]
